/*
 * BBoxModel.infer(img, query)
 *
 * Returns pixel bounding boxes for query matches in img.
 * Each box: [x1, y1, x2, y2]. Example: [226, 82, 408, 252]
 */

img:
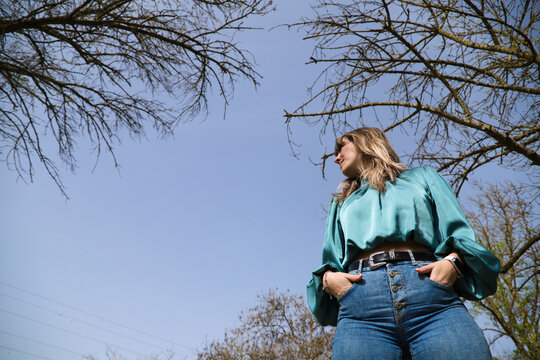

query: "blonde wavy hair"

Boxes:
[334, 128, 406, 203]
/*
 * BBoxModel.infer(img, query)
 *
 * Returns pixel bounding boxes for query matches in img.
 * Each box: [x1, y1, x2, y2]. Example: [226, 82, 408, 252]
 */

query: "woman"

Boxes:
[307, 128, 500, 360]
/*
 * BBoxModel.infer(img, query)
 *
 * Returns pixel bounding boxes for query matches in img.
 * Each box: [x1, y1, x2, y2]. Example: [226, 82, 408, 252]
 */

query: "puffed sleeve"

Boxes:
[423, 166, 500, 300]
[306, 198, 345, 326]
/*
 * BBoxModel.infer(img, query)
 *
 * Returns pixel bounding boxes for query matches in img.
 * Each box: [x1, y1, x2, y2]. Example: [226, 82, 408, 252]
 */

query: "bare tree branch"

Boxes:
[196, 289, 334, 360]
[466, 182, 539, 359]
[285, 0, 539, 189]
[0, 0, 273, 196]
[500, 232, 540, 274]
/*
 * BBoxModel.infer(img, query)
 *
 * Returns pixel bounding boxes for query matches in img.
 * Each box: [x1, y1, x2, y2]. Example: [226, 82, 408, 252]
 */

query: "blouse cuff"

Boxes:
[434, 236, 500, 300]
[307, 264, 341, 326]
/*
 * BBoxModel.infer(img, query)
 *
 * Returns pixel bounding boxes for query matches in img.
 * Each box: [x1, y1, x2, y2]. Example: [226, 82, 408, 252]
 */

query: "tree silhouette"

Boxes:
[0, 0, 272, 195]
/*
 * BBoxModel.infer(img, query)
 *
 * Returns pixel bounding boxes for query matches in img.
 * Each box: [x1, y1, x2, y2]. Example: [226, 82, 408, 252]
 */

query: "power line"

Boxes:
[0, 330, 85, 358]
[0, 308, 145, 357]
[0, 344, 57, 360]
[0, 280, 195, 351]
[0, 291, 169, 351]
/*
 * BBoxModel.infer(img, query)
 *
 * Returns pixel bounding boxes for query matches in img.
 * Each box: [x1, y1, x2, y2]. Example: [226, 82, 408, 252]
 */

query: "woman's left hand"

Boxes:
[415, 259, 458, 287]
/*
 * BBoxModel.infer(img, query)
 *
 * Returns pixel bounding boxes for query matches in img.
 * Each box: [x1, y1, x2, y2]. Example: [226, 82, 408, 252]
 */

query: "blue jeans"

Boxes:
[333, 261, 491, 360]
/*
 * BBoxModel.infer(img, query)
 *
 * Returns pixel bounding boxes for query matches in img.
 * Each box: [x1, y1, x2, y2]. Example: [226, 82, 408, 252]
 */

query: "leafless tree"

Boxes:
[285, 2, 539, 356]
[0, 0, 272, 196]
[285, 0, 538, 193]
[196, 289, 334, 360]
[466, 182, 539, 360]
[84, 347, 179, 360]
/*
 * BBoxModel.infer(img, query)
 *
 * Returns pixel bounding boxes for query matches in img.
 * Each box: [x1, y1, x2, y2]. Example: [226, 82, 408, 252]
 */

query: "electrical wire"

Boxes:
[0, 308, 146, 357]
[0, 291, 170, 351]
[0, 344, 57, 360]
[0, 280, 194, 351]
[0, 330, 86, 357]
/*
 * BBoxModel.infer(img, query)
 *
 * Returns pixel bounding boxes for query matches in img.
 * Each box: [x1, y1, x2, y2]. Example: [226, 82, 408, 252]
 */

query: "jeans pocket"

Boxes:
[337, 283, 357, 302]
[423, 275, 454, 291]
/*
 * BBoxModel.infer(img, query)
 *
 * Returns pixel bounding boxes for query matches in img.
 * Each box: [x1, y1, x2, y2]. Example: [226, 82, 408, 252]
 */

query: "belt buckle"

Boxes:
[368, 251, 387, 270]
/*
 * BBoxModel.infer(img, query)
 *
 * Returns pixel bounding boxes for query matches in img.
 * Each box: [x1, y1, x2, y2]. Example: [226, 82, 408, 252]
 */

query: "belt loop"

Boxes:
[356, 260, 365, 274]
[408, 250, 418, 266]
[349, 260, 365, 274]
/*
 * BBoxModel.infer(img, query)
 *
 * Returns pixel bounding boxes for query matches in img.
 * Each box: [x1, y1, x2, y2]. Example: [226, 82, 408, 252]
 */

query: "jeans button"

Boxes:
[395, 302, 404, 310]
[392, 284, 399, 292]
[388, 271, 395, 277]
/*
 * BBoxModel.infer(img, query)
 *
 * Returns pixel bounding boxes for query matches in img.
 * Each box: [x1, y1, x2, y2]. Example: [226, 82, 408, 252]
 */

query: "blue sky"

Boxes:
[1, 1, 521, 359]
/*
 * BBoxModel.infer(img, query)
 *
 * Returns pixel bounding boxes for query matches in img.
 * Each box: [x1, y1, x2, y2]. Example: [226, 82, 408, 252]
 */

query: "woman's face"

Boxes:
[334, 139, 360, 177]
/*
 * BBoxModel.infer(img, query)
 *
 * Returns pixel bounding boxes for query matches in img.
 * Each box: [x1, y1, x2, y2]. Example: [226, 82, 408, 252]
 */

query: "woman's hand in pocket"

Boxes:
[324, 271, 363, 298]
[416, 260, 458, 287]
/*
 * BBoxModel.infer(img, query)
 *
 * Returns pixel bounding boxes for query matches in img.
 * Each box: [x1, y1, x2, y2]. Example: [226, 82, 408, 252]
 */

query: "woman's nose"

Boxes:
[334, 155, 340, 163]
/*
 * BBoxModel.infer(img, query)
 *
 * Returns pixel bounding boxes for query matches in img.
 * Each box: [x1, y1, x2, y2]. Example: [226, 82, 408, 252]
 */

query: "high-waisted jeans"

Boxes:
[333, 261, 492, 360]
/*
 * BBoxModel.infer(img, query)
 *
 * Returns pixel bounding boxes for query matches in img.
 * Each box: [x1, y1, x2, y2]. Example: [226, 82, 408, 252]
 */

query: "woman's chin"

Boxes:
[342, 169, 359, 178]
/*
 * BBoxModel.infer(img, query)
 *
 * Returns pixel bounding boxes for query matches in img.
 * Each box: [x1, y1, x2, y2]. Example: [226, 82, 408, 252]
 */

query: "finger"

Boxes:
[343, 273, 363, 282]
[415, 262, 435, 273]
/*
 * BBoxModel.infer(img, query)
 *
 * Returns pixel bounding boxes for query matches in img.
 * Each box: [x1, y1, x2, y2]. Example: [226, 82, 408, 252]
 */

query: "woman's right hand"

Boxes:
[324, 271, 363, 299]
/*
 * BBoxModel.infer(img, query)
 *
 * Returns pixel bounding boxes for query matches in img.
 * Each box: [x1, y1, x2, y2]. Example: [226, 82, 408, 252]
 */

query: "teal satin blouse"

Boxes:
[307, 166, 500, 326]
